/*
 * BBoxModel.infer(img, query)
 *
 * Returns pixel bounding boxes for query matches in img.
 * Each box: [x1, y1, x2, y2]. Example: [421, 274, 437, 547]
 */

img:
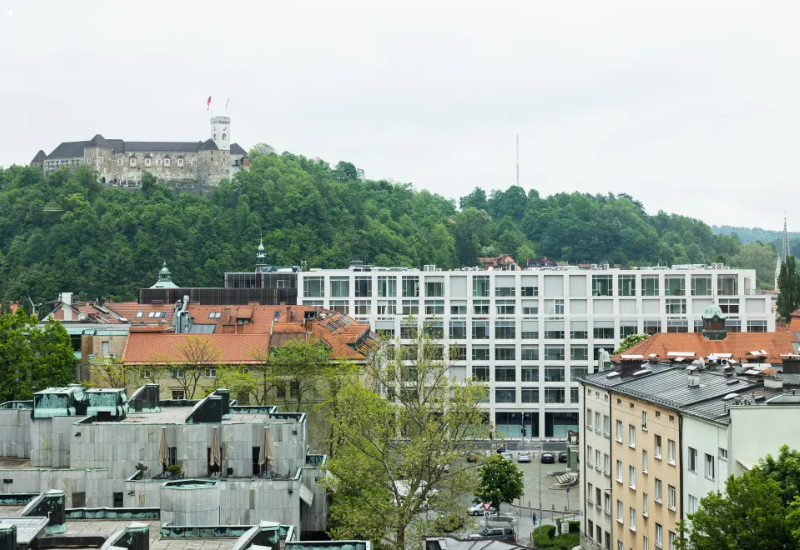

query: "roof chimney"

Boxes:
[687, 366, 701, 388]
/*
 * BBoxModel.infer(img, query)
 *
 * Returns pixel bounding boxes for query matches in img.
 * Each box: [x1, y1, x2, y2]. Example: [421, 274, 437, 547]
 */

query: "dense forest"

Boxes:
[0, 147, 780, 305]
[715, 224, 800, 258]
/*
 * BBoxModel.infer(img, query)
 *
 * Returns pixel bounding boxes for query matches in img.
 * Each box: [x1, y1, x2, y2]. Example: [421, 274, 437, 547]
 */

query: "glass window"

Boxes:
[521, 345, 539, 361]
[473, 276, 490, 297]
[330, 277, 350, 297]
[449, 344, 466, 361]
[569, 366, 589, 382]
[655, 524, 663, 548]
[655, 479, 662, 502]
[642, 276, 659, 296]
[303, 277, 324, 297]
[401, 300, 419, 315]
[705, 453, 715, 479]
[424, 300, 444, 315]
[449, 320, 466, 339]
[450, 302, 467, 314]
[691, 275, 712, 296]
[377, 300, 396, 315]
[329, 300, 348, 314]
[688, 495, 698, 514]
[644, 320, 661, 335]
[747, 320, 767, 332]
[570, 387, 579, 403]
[495, 286, 515, 297]
[495, 346, 516, 361]
[544, 388, 565, 403]
[667, 319, 688, 333]
[472, 320, 490, 339]
[521, 367, 539, 382]
[555, 299, 565, 314]
[544, 366, 565, 382]
[594, 326, 614, 339]
[522, 302, 538, 315]
[668, 439, 675, 463]
[400, 323, 418, 340]
[688, 448, 697, 471]
[424, 345, 443, 360]
[630, 507, 636, 530]
[425, 280, 444, 297]
[618, 275, 636, 296]
[655, 435, 662, 458]
[354, 276, 372, 297]
[544, 345, 565, 361]
[495, 388, 516, 403]
[473, 300, 490, 314]
[495, 320, 516, 339]
[717, 274, 738, 296]
[571, 345, 589, 361]
[472, 346, 490, 361]
[521, 285, 538, 296]
[620, 323, 638, 338]
[495, 366, 516, 382]
[377, 276, 397, 297]
[472, 366, 489, 381]
[402, 276, 419, 297]
[616, 420, 623, 442]
[592, 275, 613, 296]
[665, 277, 685, 296]
[665, 299, 686, 314]
[423, 320, 443, 339]
[496, 300, 515, 315]
[668, 485, 676, 509]
[719, 298, 739, 314]
[643, 450, 648, 473]
[629, 425, 636, 447]
[643, 493, 649, 517]
[354, 300, 371, 315]
[521, 389, 539, 403]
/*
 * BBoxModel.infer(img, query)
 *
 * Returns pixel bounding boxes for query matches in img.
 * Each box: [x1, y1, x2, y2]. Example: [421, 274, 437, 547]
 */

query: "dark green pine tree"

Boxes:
[777, 256, 800, 319]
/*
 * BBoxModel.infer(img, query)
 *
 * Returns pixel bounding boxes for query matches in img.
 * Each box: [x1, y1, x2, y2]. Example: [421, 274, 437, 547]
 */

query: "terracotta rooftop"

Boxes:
[183, 304, 317, 335]
[49, 301, 174, 324]
[122, 333, 270, 365]
[615, 331, 799, 364]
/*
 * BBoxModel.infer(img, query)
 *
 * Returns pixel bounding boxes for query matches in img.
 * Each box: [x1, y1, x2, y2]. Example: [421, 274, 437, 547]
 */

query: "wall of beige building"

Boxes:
[582, 385, 613, 549]
[612, 396, 681, 550]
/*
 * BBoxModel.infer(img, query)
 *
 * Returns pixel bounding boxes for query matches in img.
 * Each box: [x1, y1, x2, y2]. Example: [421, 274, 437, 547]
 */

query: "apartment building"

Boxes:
[579, 330, 800, 550]
[297, 263, 771, 439]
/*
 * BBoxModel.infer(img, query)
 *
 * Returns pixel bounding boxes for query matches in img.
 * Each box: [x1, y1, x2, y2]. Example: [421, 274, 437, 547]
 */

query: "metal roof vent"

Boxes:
[606, 372, 620, 379]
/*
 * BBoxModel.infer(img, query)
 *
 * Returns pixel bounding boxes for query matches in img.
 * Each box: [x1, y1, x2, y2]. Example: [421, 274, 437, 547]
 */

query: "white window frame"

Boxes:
[668, 485, 676, 511]
[655, 479, 662, 504]
[629, 424, 636, 448]
[642, 492, 649, 517]
[629, 507, 636, 531]
[654, 434, 662, 459]
[616, 420, 623, 442]
[617, 499, 623, 523]
[616, 460, 623, 483]
[642, 450, 649, 474]
[629, 465, 636, 489]
[668, 439, 676, 465]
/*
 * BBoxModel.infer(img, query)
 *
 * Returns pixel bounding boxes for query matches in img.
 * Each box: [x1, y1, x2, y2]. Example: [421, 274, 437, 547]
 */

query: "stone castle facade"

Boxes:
[30, 116, 248, 186]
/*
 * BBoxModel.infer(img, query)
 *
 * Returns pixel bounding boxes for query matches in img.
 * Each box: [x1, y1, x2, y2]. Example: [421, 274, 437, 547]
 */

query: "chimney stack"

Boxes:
[687, 366, 700, 388]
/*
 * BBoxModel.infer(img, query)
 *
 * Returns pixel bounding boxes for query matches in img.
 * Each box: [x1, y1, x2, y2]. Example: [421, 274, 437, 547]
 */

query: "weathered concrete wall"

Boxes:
[31, 417, 79, 468]
[0, 410, 32, 458]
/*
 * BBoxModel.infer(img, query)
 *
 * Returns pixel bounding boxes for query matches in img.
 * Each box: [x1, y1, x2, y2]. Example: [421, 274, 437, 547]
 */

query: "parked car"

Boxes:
[501, 451, 513, 461]
[517, 451, 531, 463]
[466, 452, 481, 463]
[467, 503, 497, 516]
[540, 452, 555, 463]
[468, 527, 516, 542]
[559, 451, 568, 463]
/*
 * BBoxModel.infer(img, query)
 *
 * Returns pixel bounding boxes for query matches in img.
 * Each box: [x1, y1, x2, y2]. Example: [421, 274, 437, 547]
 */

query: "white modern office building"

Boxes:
[297, 263, 773, 440]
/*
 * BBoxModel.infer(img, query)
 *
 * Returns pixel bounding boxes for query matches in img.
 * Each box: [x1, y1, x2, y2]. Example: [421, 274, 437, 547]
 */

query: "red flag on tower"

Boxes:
[207, 96, 212, 110]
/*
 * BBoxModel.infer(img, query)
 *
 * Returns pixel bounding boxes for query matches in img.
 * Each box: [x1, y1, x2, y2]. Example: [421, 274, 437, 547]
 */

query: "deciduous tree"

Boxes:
[474, 454, 524, 517]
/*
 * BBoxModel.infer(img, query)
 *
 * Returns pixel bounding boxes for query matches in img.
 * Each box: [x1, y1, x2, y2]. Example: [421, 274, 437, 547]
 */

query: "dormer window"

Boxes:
[177, 158, 184, 167]
[130, 156, 137, 167]
[144, 158, 151, 167]
[222, 133, 226, 141]
[156, 158, 162, 166]
[164, 158, 171, 167]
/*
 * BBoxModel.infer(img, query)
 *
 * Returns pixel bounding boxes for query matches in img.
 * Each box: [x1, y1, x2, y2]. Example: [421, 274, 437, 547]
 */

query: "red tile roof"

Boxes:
[615, 331, 798, 364]
[122, 333, 270, 365]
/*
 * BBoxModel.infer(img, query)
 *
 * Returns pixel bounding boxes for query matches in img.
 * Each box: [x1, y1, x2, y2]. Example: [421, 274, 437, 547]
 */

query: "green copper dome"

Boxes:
[702, 303, 726, 320]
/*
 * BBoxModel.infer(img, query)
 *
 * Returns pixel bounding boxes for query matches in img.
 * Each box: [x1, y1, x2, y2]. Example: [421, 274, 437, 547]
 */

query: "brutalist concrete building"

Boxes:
[0, 384, 327, 538]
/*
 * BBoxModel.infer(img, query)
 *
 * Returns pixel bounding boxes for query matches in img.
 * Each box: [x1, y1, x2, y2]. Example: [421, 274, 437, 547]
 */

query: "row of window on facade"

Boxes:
[122, 156, 186, 168]
[303, 274, 743, 298]
[384, 341, 615, 362]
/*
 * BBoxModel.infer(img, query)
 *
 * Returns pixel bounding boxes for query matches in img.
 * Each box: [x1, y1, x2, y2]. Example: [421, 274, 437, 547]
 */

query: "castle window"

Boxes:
[156, 158, 162, 166]
[177, 158, 184, 167]
[214, 133, 217, 140]
[144, 158, 151, 167]
[117, 158, 123, 165]
[129, 157, 137, 167]
[222, 133, 226, 141]
[164, 158, 171, 167]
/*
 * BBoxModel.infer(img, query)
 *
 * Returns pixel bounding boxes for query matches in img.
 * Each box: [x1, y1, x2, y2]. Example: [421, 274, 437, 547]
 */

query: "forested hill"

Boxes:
[0, 149, 778, 304]
[715, 225, 800, 257]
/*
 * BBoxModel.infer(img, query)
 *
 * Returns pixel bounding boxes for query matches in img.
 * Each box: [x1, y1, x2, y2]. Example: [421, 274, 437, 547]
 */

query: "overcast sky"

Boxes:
[1, 1, 797, 230]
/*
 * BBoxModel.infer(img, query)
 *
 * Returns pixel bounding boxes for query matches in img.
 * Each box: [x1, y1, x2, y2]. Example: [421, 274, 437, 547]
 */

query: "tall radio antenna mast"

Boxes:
[516, 134, 519, 187]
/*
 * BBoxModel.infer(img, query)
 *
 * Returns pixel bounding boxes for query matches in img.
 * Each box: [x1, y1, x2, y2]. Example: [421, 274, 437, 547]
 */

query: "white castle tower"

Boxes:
[210, 116, 231, 151]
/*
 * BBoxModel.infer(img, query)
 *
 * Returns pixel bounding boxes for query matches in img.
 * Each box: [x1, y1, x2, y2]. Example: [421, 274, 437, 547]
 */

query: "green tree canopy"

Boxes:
[777, 256, 800, 319]
[474, 454, 524, 516]
[0, 309, 77, 401]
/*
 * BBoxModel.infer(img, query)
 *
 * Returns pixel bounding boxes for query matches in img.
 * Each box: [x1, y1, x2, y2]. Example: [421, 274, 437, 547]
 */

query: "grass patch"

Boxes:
[531, 521, 580, 549]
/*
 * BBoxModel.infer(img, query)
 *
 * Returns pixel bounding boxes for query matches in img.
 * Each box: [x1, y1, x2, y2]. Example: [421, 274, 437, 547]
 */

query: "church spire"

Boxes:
[256, 235, 266, 269]
[782, 216, 790, 263]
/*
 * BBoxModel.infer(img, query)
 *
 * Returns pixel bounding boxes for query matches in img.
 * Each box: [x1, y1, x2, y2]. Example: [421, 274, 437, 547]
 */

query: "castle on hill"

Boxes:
[30, 116, 248, 186]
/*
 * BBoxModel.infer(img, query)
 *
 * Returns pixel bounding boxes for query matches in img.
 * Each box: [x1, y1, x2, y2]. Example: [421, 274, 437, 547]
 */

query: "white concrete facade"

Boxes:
[298, 265, 770, 439]
[680, 415, 729, 526]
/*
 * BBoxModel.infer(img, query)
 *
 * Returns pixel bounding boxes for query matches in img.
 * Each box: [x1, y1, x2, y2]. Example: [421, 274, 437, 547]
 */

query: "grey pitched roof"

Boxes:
[45, 135, 231, 159]
[30, 150, 46, 164]
[681, 386, 781, 424]
[581, 363, 673, 389]
[46, 141, 87, 159]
